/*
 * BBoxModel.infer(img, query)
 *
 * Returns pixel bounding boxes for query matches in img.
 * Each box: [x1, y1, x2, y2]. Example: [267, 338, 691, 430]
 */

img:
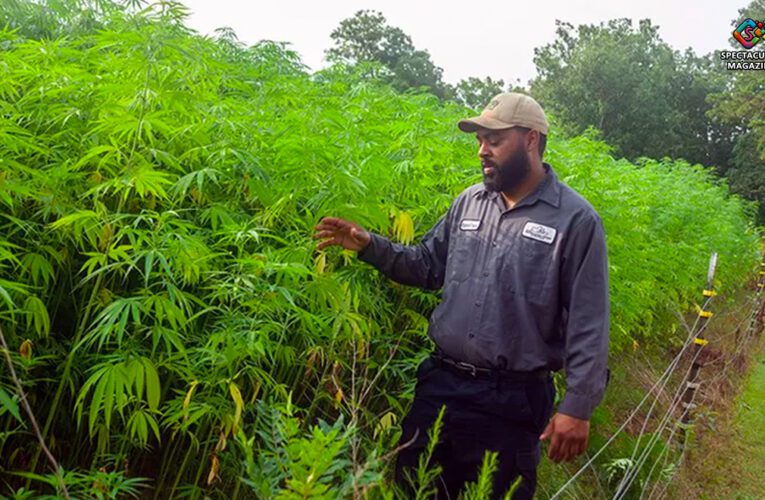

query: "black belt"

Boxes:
[431, 352, 550, 381]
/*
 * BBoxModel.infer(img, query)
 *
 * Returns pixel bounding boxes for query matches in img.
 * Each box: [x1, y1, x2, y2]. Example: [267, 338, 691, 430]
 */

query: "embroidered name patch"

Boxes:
[459, 219, 481, 231]
[522, 222, 557, 244]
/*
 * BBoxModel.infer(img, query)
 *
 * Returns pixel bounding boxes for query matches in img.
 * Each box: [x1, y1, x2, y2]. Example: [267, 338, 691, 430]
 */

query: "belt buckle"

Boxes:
[455, 360, 478, 377]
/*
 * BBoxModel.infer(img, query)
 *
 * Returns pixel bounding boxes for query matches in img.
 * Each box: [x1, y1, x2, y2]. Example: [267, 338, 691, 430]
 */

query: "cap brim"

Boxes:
[457, 115, 514, 133]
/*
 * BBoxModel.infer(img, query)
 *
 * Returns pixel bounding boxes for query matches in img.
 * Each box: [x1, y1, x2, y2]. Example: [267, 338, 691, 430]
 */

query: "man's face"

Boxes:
[476, 128, 531, 192]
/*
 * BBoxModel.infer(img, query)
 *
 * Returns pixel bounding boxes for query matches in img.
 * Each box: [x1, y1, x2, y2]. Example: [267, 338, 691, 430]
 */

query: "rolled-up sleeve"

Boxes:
[356, 211, 451, 290]
[557, 214, 610, 421]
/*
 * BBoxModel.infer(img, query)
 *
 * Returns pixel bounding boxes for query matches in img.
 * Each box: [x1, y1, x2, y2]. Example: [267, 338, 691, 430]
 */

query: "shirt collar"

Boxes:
[473, 162, 561, 209]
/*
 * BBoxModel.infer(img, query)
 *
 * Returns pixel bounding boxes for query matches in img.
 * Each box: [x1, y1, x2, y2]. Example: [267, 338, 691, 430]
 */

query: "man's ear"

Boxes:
[526, 129, 539, 156]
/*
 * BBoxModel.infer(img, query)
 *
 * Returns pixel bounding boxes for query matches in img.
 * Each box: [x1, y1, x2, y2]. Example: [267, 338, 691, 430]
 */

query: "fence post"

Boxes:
[756, 247, 765, 335]
[678, 252, 717, 447]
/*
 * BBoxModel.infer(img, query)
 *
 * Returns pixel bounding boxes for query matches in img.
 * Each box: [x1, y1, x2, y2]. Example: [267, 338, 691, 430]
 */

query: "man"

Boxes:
[313, 93, 610, 499]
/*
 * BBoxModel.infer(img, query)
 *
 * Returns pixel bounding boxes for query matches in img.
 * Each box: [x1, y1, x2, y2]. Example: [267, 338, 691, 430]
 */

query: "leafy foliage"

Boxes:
[708, 0, 765, 222]
[326, 9, 449, 98]
[326, 9, 513, 109]
[451, 76, 508, 111]
[531, 19, 736, 171]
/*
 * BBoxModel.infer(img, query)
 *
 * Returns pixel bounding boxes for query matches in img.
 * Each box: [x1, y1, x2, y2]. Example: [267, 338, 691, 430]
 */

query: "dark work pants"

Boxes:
[394, 357, 555, 499]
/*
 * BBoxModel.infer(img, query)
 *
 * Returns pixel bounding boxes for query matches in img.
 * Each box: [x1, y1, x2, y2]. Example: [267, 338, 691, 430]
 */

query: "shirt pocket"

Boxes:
[516, 238, 557, 304]
[447, 233, 481, 283]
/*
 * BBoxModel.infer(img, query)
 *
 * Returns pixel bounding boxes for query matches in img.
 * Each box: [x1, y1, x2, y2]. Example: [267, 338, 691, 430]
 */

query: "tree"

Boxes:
[709, 0, 765, 222]
[326, 10, 448, 98]
[726, 132, 765, 221]
[326, 10, 526, 109]
[449, 76, 507, 110]
[530, 19, 733, 168]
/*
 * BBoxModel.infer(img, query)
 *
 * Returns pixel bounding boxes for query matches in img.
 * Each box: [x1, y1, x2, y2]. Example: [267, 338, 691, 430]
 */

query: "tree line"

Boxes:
[327, 2, 765, 222]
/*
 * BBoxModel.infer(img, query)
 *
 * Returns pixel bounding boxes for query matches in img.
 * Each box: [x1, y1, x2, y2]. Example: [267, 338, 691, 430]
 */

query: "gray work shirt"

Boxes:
[357, 163, 610, 420]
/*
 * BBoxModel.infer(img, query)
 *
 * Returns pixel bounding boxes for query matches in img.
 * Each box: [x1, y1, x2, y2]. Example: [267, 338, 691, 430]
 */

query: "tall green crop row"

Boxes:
[547, 134, 760, 342]
[0, 1, 759, 497]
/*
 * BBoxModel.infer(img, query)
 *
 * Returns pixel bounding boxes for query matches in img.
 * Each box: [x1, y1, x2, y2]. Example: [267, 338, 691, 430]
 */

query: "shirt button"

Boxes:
[483, 271, 489, 277]
[468, 333, 475, 338]
[492, 241, 498, 247]
[475, 301, 481, 307]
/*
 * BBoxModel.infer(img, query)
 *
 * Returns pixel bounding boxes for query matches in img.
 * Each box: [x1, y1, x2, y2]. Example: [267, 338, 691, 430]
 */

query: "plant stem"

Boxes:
[0, 323, 71, 499]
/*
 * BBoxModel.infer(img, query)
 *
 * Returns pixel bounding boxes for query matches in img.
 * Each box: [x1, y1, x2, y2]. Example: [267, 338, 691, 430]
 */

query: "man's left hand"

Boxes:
[539, 413, 590, 463]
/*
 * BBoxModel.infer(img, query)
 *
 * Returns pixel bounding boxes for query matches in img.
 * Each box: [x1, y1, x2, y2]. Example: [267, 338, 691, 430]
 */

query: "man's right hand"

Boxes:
[313, 217, 371, 252]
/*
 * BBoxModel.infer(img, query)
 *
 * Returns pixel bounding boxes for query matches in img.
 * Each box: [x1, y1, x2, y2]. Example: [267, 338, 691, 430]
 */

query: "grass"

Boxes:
[670, 288, 765, 499]
[730, 345, 765, 498]
[537, 286, 765, 499]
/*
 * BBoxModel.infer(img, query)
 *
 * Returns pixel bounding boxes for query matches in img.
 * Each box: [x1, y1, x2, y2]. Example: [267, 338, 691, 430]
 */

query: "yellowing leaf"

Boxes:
[374, 411, 398, 439]
[314, 251, 327, 274]
[340, 249, 354, 265]
[19, 339, 32, 360]
[183, 381, 198, 411]
[214, 431, 227, 453]
[250, 381, 261, 404]
[357, 338, 367, 359]
[229, 382, 244, 433]
[393, 210, 415, 244]
[206, 454, 220, 485]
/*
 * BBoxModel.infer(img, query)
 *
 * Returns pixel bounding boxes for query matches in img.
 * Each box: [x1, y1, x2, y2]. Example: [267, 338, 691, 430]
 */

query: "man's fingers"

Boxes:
[555, 438, 570, 463]
[549, 433, 586, 463]
[548, 433, 562, 462]
[563, 441, 577, 462]
[318, 216, 342, 226]
[313, 230, 336, 240]
[316, 237, 338, 250]
[578, 437, 589, 457]
[318, 217, 352, 230]
[315, 221, 339, 232]
[560, 438, 585, 462]
[539, 421, 553, 441]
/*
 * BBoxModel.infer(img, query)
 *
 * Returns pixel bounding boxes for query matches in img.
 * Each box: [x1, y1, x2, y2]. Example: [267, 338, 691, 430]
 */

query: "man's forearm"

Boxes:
[357, 232, 445, 289]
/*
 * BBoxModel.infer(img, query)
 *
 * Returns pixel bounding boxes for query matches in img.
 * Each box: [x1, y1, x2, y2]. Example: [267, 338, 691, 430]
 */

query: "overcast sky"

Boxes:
[180, 0, 748, 86]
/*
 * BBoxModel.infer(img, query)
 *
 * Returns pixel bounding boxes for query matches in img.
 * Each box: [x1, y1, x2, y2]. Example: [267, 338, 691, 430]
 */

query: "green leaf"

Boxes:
[0, 387, 22, 424]
[145, 412, 161, 442]
[142, 358, 160, 411]
[89, 371, 109, 434]
[24, 295, 50, 337]
[131, 358, 145, 402]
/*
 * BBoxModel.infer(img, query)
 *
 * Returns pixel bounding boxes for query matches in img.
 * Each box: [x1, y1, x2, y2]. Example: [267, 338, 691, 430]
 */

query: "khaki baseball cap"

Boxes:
[458, 92, 549, 135]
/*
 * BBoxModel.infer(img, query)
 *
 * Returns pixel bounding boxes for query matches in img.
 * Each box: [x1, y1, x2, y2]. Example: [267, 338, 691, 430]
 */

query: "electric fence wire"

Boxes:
[548, 296, 712, 500]
[614, 285, 764, 498]
[644, 287, 765, 499]
[614, 285, 759, 498]
[612, 334, 710, 499]
[640, 379, 703, 500]
[611, 292, 721, 497]
[548, 335, 694, 500]
[550, 265, 765, 500]
[697, 287, 763, 391]
[643, 324, 756, 500]
[641, 365, 707, 500]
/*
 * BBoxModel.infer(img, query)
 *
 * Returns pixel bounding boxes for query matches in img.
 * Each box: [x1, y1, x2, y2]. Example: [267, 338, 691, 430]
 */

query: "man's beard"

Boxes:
[482, 147, 531, 192]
